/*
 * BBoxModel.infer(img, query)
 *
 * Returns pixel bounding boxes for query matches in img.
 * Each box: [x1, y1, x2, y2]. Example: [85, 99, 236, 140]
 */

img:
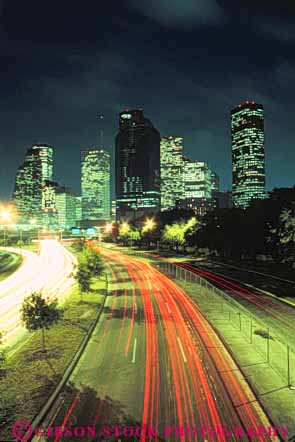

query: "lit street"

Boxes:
[1, 2, 294, 438]
[36, 248, 277, 442]
[0, 240, 76, 348]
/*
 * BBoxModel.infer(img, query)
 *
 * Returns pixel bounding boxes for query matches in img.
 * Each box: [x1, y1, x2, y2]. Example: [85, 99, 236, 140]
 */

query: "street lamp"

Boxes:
[142, 218, 156, 233]
[0, 206, 14, 245]
[105, 222, 113, 234]
[0, 209, 11, 223]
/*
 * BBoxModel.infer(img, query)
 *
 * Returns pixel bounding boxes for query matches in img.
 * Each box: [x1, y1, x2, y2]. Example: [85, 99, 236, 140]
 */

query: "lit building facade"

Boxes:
[56, 187, 77, 230]
[160, 136, 184, 211]
[111, 199, 116, 221]
[81, 148, 111, 221]
[32, 144, 53, 181]
[13, 144, 53, 224]
[231, 101, 266, 208]
[183, 159, 213, 199]
[115, 109, 160, 221]
[75, 196, 82, 226]
[180, 158, 218, 217]
[42, 180, 59, 230]
[211, 171, 220, 192]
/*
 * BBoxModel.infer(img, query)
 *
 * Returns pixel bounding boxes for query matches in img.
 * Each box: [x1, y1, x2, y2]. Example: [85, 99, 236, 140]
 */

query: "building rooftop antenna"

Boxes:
[98, 115, 104, 149]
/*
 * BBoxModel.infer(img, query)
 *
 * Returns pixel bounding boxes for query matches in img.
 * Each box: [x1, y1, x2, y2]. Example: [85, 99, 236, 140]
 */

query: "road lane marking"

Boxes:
[166, 302, 171, 314]
[177, 337, 187, 363]
[132, 337, 137, 363]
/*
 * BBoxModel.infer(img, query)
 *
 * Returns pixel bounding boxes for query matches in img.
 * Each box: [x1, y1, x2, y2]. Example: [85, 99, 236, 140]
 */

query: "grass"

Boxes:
[0, 277, 106, 439]
[0, 251, 23, 281]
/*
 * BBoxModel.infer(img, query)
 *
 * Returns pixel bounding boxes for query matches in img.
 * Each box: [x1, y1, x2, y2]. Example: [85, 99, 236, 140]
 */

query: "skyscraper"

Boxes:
[42, 180, 59, 230]
[81, 148, 110, 222]
[75, 196, 82, 226]
[179, 158, 215, 217]
[231, 101, 266, 208]
[115, 109, 160, 221]
[56, 187, 77, 230]
[160, 136, 184, 211]
[32, 144, 53, 181]
[183, 159, 212, 199]
[13, 144, 53, 224]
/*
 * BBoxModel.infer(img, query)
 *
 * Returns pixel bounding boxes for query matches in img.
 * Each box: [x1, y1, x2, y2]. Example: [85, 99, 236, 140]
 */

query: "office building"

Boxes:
[81, 148, 111, 222]
[13, 144, 53, 224]
[111, 199, 116, 221]
[231, 101, 266, 208]
[211, 171, 220, 192]
[75, 196, 82, 226]
[115, 109, 160, 221]
[160, 136, 184, 211]
[56, 187, 77, 230]
[42, 180, 59, 230]
[183, 159, 212, 199]
[213, 191, 233, 209]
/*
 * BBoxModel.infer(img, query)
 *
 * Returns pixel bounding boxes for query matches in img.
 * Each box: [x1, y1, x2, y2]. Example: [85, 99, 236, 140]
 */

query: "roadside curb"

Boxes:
[25, 275, 109, 442]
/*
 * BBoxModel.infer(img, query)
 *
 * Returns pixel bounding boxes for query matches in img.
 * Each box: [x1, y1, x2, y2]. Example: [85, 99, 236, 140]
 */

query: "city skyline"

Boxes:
[3, 101, 290, 224]
[1, 1, 295, 199]
[2, 99, 294, 204]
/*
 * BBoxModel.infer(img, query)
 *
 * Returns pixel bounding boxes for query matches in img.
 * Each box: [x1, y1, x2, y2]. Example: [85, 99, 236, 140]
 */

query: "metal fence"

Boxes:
[154, 259, 295, 389]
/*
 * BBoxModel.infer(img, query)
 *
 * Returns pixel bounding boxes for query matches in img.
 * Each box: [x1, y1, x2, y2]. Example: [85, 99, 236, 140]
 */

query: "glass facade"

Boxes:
[42, 180, 59, 230]
[81, 148, 111, 221]
[115, 109, 160, 220]
[75, 196, 82, 224]
[13, 145, 53, 224]
[56, 188, 77, 230]
[183, 159, 213, 199]
[231, 101, 266, 208]
[32, 144, 53, 181]
[160, 136, 184, 211]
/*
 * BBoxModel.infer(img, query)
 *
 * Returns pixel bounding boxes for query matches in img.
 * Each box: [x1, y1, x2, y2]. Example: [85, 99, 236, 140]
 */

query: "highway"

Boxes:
[176, 261, 295, 347]
[36, 248, 279, 442]
[0, 240, 76, 347]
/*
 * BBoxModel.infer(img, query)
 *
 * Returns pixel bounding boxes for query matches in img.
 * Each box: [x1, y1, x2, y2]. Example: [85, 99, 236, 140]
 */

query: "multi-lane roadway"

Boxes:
[175, 261, 295, 348]
[36, 248, 279, 442]
[0, 240, 76, 348]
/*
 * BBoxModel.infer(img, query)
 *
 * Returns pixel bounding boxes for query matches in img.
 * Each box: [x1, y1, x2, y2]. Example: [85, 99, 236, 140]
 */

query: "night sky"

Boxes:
[0, 0, 295, 199]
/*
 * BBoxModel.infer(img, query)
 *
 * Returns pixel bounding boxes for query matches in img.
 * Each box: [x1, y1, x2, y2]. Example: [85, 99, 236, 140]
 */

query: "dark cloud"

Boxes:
[0, 0, 295, 199]
[129, 0, 225, 28]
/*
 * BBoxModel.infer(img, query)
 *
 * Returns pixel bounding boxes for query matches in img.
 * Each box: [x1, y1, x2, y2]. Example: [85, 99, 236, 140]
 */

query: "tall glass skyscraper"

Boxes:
[42, 180, 59, 230]
[56, 187, 77, 230]
[160, 136, 184, 211]
[179, 159, 216, 217]
[13, 144, 53, 224]
[183, 159, 213, 199]
[81, 148, 110, 221]
[231, 101, 266, 208]
[115, 109, 160, 221]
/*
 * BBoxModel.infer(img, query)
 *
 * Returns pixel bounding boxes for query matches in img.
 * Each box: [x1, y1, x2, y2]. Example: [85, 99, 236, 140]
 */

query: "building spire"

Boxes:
[98, 115, 104, 148]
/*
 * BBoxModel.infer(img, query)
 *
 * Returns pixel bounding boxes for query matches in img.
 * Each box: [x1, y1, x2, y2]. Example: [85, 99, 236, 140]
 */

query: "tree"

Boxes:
[82, 246, 104, 277]
[72, 239, 86, 253]
[21, 292, 62, 353]
[162, 217, 197, 252]
[273, 208, 295, 266]
[74, 245, 104, 297]
[75, 259, 92, 294]
[118, 225, 141, 245]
